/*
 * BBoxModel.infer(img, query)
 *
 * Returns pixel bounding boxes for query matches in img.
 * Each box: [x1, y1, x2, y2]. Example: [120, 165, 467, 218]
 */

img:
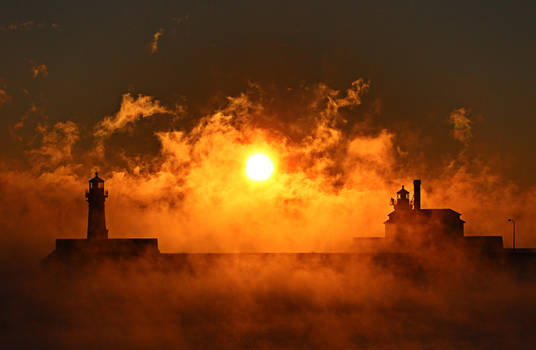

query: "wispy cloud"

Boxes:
[94, 93, 173, 138]
[0, 20, 35, 31]
[12, 104, 37, 132]
[150, 29, 165, 54]
[31, 64, 48, 79]
[149, 14, 190, 55]
[26, 121, 80, 170]
[172, 14, 190, 25]
[0, 21, 59, 32]
[449, 107, 472, 145]
[0, 88, 9, 107]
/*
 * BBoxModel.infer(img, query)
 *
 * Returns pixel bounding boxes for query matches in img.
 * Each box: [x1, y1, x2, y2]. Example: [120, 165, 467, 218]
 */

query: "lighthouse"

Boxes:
[43, 172, 159, 263]
[86, 172, 108, 240]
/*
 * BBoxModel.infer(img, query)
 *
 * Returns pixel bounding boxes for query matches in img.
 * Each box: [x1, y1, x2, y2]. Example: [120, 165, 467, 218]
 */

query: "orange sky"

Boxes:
[0, 2, 535, 253]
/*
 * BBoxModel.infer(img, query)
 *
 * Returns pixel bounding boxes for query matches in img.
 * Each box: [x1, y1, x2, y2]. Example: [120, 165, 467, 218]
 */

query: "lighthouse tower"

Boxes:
[42, 172, 161, 263]
[86, 172, 108, 240]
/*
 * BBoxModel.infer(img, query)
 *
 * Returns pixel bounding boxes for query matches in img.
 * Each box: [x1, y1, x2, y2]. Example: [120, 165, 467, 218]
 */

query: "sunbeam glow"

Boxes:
[245, 153, 274, 181]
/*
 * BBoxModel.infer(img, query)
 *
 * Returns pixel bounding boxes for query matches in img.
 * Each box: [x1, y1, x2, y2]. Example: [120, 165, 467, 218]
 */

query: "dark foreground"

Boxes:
[2, 251, 536, 349]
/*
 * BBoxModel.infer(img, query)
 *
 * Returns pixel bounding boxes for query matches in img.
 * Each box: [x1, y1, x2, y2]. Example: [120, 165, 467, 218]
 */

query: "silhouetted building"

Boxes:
[43, 173, 159, 263]
[355, 179, 503, 252]
[385, 180, 465, 245]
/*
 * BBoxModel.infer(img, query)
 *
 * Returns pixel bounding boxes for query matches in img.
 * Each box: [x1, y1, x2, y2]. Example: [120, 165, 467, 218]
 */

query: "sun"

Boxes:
[246, 153, 274, 181]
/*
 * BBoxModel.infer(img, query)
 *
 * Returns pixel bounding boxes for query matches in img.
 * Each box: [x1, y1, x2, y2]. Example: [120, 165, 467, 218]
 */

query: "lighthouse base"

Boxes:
[43, 238, 159, 264]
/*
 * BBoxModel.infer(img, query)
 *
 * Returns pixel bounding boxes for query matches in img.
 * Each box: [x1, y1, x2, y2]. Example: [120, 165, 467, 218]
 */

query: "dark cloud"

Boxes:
[0, 20, 58, 32]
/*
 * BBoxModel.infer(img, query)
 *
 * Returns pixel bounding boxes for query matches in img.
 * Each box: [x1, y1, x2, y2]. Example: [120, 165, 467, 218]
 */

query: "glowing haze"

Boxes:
[0, 76, 535, 258]
[2, 4, 536, 347]
[1, 2, 536, 257]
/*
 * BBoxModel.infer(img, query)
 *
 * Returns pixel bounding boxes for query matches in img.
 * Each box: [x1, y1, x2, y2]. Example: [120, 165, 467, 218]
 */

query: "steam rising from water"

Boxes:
[2, 78, 534, 257]
[1, 78, 536, 348]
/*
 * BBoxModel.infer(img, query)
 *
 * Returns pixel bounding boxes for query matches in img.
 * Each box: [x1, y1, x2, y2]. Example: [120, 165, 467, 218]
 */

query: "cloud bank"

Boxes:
[0, 78, 534, 259]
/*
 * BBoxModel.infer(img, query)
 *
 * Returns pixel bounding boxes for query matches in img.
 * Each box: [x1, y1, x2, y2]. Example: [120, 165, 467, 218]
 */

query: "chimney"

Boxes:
[413, 179, 421, 210]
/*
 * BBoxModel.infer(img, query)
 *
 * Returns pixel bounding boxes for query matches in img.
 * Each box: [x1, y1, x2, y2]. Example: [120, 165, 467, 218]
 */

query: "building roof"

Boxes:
[385, 208, 465, 223]
[419, 208, 462, 216]
[397, 185, 409, 195]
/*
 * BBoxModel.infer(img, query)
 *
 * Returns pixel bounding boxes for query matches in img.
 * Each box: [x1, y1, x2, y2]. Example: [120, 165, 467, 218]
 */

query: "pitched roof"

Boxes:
[397, 185, 409, 194]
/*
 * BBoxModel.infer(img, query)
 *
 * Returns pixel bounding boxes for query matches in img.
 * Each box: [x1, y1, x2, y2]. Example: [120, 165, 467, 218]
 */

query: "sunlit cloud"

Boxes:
[12, 104, 36, 133]
[149, 15, 189, 54]
[1, 79, 535, 255]
[0, 88, 9, 107]
[0, 20, 35, 31]
[31, 64, 48, 79]
[449, 107, 472, 145]
[94, 93, 174, 138]
[150, 29, 164, 54]
[26, 121, 80, 171]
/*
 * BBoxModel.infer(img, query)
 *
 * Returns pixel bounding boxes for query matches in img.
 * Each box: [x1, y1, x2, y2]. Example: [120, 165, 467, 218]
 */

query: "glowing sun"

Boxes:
[246, 153, 274, 181]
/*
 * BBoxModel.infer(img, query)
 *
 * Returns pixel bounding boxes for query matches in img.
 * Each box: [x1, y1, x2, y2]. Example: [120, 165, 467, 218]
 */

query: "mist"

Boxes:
[2, 250, 535, 349]
[1, 78, 534, 257]
[1, 79, 536, 349]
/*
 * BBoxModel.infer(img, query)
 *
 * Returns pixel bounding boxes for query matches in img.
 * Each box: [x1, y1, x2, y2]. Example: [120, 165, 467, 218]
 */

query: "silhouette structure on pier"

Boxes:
[385, 179, 465, 245]
[355, 179, 503, 252]
[44, 175, 531, 265]
[44, 173, 159, 263]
